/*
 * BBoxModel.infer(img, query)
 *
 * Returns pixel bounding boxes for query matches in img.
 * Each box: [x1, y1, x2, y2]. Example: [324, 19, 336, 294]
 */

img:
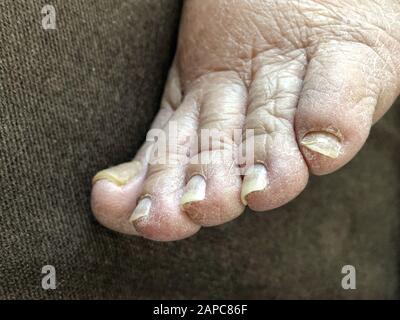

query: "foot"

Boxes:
[91, 0, 400, 241]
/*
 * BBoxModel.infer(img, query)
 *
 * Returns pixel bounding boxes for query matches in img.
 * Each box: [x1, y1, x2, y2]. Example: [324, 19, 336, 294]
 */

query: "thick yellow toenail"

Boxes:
[301, 132, 342, 159]
[92, 160, 142, 186]
[241, 164, 268, 205]
[180, 175, 206, 206]
[129, 197, 152, 223]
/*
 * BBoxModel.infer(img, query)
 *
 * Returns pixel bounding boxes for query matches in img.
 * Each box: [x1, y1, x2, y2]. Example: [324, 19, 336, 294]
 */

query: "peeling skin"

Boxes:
[91, 0, 400, 241]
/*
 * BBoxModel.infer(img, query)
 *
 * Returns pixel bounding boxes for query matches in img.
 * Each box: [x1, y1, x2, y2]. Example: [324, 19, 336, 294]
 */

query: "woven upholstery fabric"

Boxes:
[0, 0, 399, 299]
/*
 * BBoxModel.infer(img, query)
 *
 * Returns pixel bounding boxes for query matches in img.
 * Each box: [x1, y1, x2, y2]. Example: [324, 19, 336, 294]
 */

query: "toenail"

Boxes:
[241, 164, 268, 205]
[180, 175, 206, 206]
[129, 197, 152, 223]
[301, 132, 342, 159]
[92, 160, 142, 186]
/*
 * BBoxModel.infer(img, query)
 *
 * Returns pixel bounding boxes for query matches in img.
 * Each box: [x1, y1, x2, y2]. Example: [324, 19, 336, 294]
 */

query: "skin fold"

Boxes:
[91, 0, 400, 241]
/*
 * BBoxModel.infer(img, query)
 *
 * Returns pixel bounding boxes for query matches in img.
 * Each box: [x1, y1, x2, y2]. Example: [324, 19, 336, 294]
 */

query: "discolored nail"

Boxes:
[301, 132, 341, 159]
[180, 175, 206, 206]
[92, 160, 142, 186]
[129, 197, 152, 223]
[241, 164, 268, 205]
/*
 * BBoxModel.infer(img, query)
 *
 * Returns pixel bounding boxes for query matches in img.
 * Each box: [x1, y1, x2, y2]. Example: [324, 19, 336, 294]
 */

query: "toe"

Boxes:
[242, 51, 309, 212]
[182, 150, 244, 226]
[91, 66, 179, 234]
[130, 97, 200, 241]
[91, 160, 146, 235]
[181, 72, 246, 226]
[295, 42, 400, 175]
[132, 166, 200, 241]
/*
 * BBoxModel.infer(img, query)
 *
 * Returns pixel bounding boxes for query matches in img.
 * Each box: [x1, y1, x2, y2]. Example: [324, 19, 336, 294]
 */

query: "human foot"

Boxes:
[91, 0, 400, 241]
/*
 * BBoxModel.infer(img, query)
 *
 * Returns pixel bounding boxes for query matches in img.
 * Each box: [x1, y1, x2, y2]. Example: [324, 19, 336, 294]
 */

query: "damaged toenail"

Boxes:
[241, 164, 268, 205]
[129, 197, 152, 223]
[301, 132, 342, 159]
[180, 175, 206, 206]
[92, 160, 142, 186]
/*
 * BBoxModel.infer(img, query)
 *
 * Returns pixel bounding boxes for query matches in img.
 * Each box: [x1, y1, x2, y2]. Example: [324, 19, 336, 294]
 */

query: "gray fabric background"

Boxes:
[0, 0, 399, 299]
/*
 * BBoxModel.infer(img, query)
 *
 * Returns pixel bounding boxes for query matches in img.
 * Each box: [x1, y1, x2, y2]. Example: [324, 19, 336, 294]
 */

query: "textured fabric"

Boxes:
[0, 0, 399, 299]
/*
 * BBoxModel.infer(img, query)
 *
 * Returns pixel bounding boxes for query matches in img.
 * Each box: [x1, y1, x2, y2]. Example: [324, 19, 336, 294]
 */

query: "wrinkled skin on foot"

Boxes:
[91, 0, 400, 241]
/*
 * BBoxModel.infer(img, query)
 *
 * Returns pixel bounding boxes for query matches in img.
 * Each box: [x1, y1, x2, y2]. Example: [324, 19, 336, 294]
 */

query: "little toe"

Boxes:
[91, 66, 179, 235]
[91, 160, 147, 235]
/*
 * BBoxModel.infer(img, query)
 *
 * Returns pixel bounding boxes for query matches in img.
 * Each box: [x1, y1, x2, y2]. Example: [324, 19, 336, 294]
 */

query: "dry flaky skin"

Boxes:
[179, 0, 400, 84]
[91, 0, 400, 241]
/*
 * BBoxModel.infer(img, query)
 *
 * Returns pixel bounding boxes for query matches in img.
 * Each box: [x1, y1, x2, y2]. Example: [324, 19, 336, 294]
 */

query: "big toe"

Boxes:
[296, 42, 400, 175]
